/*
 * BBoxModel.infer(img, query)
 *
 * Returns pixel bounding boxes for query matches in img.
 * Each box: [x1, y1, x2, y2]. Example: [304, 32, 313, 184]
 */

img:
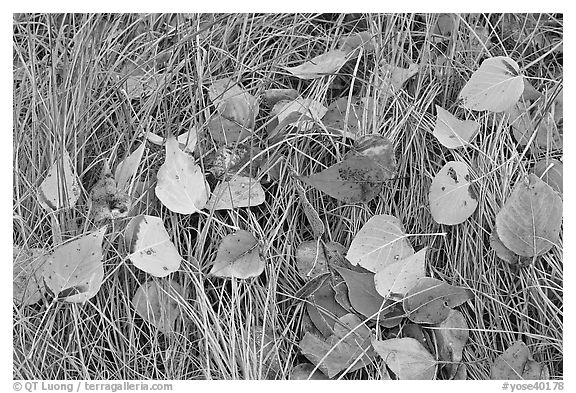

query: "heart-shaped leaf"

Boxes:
[132, 279, 185, 335]
[115, 141, 146, 191]
[490, 341, 549, 380]
[155, 133, 210, 214]
[372, 337, 437, 380]
[126, 215, 182, 277]
[374, 247, 427, 299]
[207, 176, 265, 210]
[284, 50, 348, 80]
[38, 149, 81, 211]
[43, 226, 107, 303]
[403, 277, 473, 324]
[432, 105, 480, 149]
[434, 309, 469, 379]
[13, 246, 48, 306]
[429, 161, 478, 225]
[346, 214, 414, 272]
[495, 174, 562, 257]
[209, 230, 264, 279]
[458, 56, 524, 112]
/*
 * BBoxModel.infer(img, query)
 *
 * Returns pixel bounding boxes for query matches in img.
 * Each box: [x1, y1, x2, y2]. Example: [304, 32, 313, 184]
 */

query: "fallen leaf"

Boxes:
[261, 88, 299, 107]
[115, 141, 146, 191]
[296, 241, 329, 279]
[207, 176, 265, 210]
[274, 98, 327, 132]
[207, 115, 254, 144]
[289, 363, 329, 380]
[322, 97, 364, 139]
[123, 71, 166, 99]
[403, 277, 472, 324]
[432, 105, 480, 149]
[458, 56, 524, 112]
[495, 174, 562, 257]
[522, 79, 541, 101]
[284, 50, 348, 80]
[432, 14, 455, 41]
[507, 102, 563, 151]
[208, 78, 259, 128]
[489, 228, 530, 266]
[379, 62, 419, 98]
[429, 161, 478, 225]
[490, 341, 549, 380]
[132, 279, 185, 335]
[338, 31, 375, 54]
[434, 310, 469, 379]
[346, 214, 414, 273]
[126, 215, 182, 277]
[140, 128, 198, 154]
[300, 314, 374, 378]
[209, 230, 264, 279]
[295, 182, 325, 238]
[374, 247, 427, 299]
[38, 149, 81, 211]
[333, 266, 390, 320]
[155, 133, 210, 214]
[249, 326, 282, 379]
[306, 278, 348, 337]
[43, 226, 107, 303]
[299, 134, 397, 204]
[372, 337, 437, 380]
[531, 158, 562, 195]
[13, 246, 48, 306]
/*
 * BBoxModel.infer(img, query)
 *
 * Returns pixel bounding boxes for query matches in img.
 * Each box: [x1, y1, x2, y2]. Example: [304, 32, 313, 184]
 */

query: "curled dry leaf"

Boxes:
[458, 56, 524, 112]
[372, 337, 437, 380]
[115, 141, 146, 191]
[209, 230, 264, 279]
[429, 161, 478, 225]
[490, 341, 549, 380]
[13, 246, 48, 306]
[346, 214, 414, 273]
[432, 105, 480, 149]
[284, 50, 348, 80]
[43, 226, 107, 303]
[374, 247, 427, 299]
[132, 279, 185, 335]
[295, 182, 324, 238]
[495, 174, 562, 257]
[38, 149, 81, 211]
[155, 133, 209, 214]
[208, 78, 259, 128]
[207, 176, 265, 210]
[261, 88, 299, 107]
[403, 277, 473, 325]
[299, 134, 397, 204]
[140, 128, 198, 154]
[434, 309, 469, 379]
[90, 163, 130, 222]
[531, 158, 562, 195]
[126, 215, 182, 277]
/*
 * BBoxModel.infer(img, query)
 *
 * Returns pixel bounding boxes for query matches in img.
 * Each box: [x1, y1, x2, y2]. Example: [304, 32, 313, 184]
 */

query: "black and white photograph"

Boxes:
[12, 12, 564, 385]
